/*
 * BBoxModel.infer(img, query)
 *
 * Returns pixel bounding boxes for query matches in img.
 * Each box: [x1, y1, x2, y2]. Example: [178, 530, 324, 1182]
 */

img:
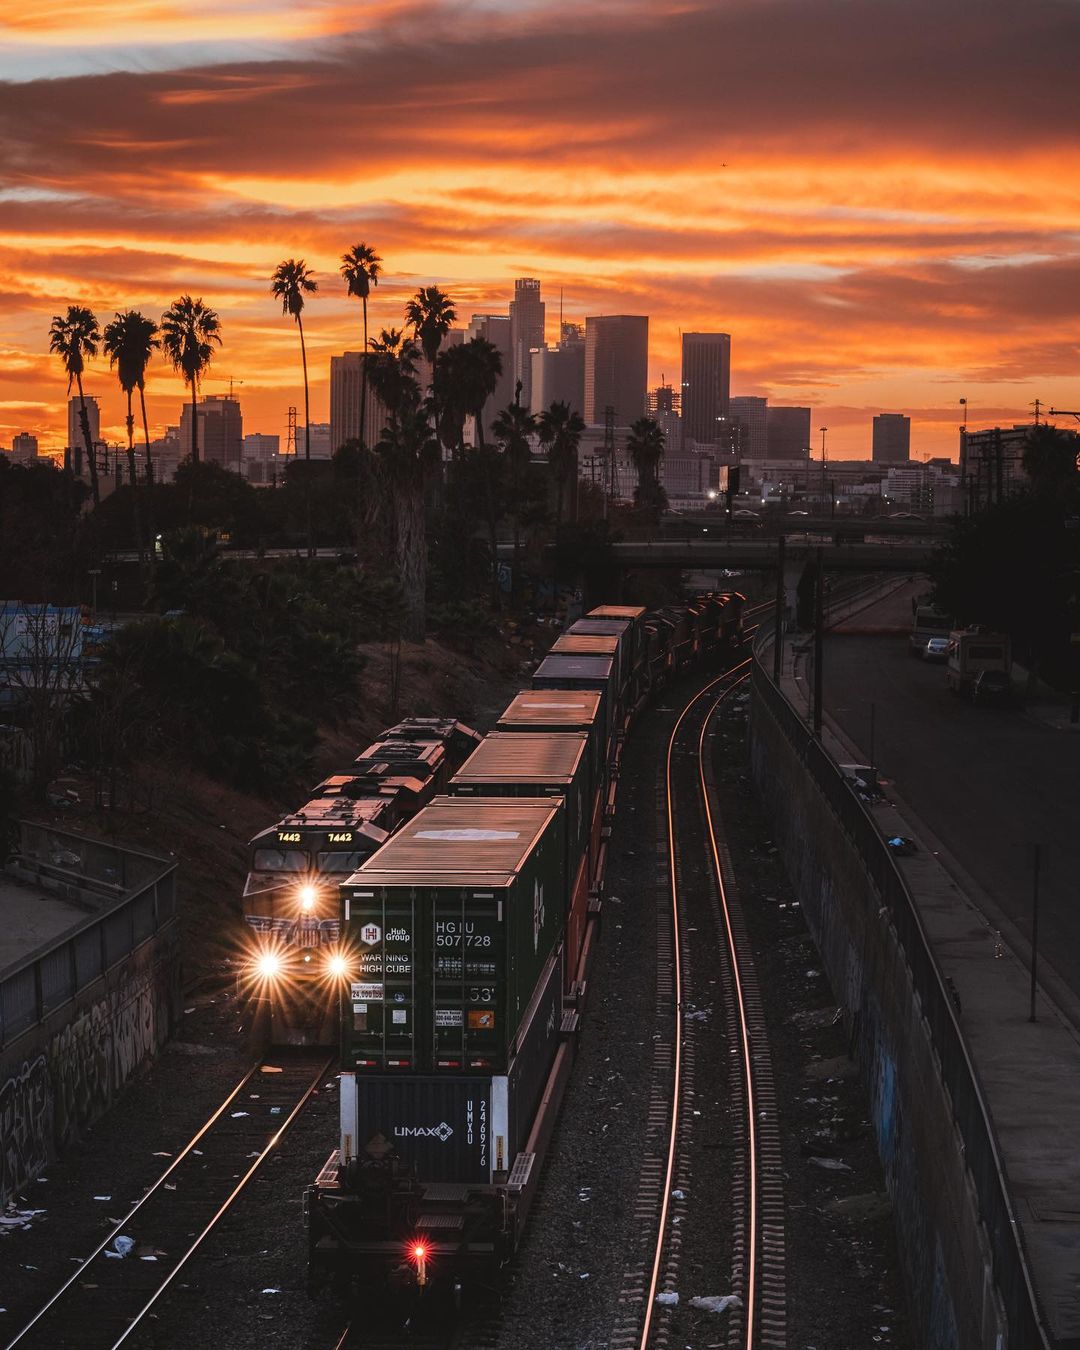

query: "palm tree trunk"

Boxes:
[125, 389, 147, 570]
[190, 378, 199, 463]
[552, 481, 564, 612]
[395, 472, 426, 642]
[139, 383, 156, 558]
[299, 315, 315, 557]
[75, 372, 100, 508]
[360, 298, 369, 448]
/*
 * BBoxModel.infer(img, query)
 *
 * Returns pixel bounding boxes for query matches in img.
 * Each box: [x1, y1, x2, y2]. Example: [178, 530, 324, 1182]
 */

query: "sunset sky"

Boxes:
[3, 0, 1080, 459]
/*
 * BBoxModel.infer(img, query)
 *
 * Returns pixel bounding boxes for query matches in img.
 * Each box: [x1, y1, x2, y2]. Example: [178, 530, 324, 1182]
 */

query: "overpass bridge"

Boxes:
[604, 534, 939, 571]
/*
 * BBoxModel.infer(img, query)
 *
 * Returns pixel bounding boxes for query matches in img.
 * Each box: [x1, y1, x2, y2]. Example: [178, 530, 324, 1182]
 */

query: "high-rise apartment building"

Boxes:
[465, 315, 514, 440]
[584, 315, 648, 427]
[766, 405, 811, 460]
[10, 432, 39, 462]
[530, 331, 586, 418]
[509, 279, 545, 410]
[243, 432, 280, 462]
[730, 396, 768, 459]
[872, 413, 911, 462]
[180, 394, 242, 471]
[680, 333, 731, 447]
[329, 353, 388, 454]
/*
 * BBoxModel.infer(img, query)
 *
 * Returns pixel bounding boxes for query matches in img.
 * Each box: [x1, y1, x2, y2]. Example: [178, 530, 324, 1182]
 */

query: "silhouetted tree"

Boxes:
[538, 401, 585, 607]
[49, 305, 102, 507]
[340, 242, 381, 451]
[627, 416, 667, 523]
[104, 311, 160, 569]
[492, 402, 537, 600]
[160, 296, 221, 465]
[1023, 424, 1080, 497]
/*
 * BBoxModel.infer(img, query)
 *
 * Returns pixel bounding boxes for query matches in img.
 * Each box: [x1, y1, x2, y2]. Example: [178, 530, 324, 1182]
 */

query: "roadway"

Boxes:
[821, 590, 1080, 1006]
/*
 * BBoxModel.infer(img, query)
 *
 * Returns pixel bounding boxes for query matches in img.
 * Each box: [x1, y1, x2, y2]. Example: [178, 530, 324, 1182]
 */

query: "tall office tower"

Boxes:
[730, 396, 768, 459]
[329, 352, 388, 453]
[465, 315, 514, 440]
[766, 405, 812, 459]
[872, 413, 911, 462]
[648, 381, 682, 447]
[180, 394, 243, 471]
[243, 432, 280, 462]
[67, 394, 101, 476]
[583, 315, 649, 427]
[530, 333, 586, 417]
[10, 432, 39, 462]
[509, 279, 545, 410]
[679, 332, 731, 447]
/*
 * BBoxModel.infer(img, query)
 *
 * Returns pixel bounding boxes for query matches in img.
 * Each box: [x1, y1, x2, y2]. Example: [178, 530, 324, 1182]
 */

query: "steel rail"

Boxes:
[109, 1054, 333, 1349]
[638, 651, 754, 1348]
[5, 1059, 266, 1349]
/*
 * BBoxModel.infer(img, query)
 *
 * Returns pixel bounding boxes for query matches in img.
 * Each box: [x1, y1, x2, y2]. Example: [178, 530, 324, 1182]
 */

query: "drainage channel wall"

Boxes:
[0, 823, 181, 1208]
[749, 654, 1047, 1350]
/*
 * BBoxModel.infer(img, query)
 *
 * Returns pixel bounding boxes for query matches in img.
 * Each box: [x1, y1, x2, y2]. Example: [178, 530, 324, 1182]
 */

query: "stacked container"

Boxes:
[448, 732, 593, 994]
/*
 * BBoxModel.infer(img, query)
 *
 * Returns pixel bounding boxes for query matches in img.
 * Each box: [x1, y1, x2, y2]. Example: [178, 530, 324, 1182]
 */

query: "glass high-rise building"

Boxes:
[680, 333, 731, 447]
[766, 405, 811, 459]
[872, 413, 911, 462]
[509, 279, 545, 411]
[584, 315, 649, 427]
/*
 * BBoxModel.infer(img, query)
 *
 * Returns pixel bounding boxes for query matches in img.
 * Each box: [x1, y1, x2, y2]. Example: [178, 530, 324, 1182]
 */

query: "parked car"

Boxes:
[972, 669, 1013, 706]
[922, 637, 950, 662]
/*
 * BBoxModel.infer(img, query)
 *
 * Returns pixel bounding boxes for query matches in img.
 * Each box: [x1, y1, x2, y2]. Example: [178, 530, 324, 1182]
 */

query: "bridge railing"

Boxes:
[751, 640, 1051, 1350]
[0, 822, 177, 1049]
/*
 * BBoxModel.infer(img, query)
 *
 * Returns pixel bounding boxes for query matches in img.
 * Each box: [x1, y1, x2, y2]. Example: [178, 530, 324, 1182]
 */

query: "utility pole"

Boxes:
[813, 547, 824, 737]
[819, 426, 828, 509]
[1029, 843, 1042, 1023]
[773, 534, 785, 682]
[604, 405, 616, 518]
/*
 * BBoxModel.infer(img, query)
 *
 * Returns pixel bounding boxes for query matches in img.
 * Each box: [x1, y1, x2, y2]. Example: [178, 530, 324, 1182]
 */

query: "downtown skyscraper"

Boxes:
[584, 315, 649, 427]
[509, 278, 545, 410]
[680, 332, 731, 447]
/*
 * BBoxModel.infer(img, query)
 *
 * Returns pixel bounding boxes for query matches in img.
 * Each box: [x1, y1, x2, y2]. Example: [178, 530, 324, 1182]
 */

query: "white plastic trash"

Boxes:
[689, 1294, 742, 1314]
[655, 1291, 679, 1307]
[110, 1235, 135, 1259]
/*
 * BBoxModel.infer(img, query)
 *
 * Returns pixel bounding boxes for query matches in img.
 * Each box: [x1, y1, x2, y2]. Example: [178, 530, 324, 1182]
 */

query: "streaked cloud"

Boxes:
[2, 0, 1079, 454]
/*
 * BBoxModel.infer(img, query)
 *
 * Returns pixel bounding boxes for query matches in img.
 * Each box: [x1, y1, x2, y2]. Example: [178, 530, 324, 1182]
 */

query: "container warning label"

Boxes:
[351, 982, 384, 1001]
[435, 1009, 463, 1027]
[417, 829, 520, 841]
[392, 1009, 407, 1025]
[468, 1010, 495, 1030]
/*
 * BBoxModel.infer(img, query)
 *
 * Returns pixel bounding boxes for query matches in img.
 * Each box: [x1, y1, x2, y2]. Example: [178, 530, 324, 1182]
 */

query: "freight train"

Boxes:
[304, 592, 746, 1298]
[241, 718, 482, 1044]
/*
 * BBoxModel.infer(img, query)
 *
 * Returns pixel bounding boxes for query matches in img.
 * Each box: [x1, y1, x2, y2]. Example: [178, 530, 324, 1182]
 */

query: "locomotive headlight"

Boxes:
[257, 951, 281, 979]
[298, 883, 318, 912]
[327, 953, 350, 978]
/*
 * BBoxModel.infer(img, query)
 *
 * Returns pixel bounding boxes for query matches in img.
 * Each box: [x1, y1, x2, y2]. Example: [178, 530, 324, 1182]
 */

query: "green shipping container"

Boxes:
[448, 732, 591, 891]
[496, 688, 606, 787]
[340, 797, 566, 1074]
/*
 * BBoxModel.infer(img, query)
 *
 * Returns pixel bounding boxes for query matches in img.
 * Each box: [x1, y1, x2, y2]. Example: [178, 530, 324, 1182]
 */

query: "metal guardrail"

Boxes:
[750, 646, 1051, 1350]
[0, 822, 178, 1048]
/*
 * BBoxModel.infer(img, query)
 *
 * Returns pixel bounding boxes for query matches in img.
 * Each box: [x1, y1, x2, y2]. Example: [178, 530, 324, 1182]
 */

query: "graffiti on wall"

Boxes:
[0, 1055, 50, 1201]
[0, 965, 171, 1205]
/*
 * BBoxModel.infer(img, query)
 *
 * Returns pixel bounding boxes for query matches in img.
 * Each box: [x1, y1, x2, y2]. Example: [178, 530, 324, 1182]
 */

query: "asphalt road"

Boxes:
[823, 622, 1080, 1006]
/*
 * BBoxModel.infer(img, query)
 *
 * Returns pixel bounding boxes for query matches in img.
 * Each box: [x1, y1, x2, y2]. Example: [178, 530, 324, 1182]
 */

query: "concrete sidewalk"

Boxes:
[775, 621, 1080, 1347]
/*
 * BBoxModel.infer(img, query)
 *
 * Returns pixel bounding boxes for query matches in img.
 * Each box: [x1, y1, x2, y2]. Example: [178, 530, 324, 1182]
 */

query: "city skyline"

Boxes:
[3, 0, 1079, 458]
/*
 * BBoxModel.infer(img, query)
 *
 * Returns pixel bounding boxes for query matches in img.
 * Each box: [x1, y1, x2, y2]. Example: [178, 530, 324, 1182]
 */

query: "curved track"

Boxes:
[610, 623, 785, 1350]
[6, 1050, 332, 1350]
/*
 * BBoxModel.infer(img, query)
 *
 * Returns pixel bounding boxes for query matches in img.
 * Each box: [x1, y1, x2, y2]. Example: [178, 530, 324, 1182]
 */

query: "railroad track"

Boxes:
[609, 627, 786, 1350]
[6, 1049, 332, 1350]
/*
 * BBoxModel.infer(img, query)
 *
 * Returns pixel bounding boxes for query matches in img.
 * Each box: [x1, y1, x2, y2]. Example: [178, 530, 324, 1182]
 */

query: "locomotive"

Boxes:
[241, 718, 482, 1045]
[304, 595, 745, 1294]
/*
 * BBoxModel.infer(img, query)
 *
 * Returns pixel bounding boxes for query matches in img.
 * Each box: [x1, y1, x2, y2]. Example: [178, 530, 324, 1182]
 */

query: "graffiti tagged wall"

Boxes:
[0, 960, 174, 1206]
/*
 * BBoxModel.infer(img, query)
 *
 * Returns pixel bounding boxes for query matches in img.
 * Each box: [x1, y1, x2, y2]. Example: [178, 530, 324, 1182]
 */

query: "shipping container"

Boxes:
[341, 798, 566, 1075]
[531, 653, 617, 741]
[586, 604, 647, 673]
[447, 732, 594, 988]
[338, 950, 564, 1184]
[567, 617, 634, 688]
[551, 632, 623, 689]
[495, 689, 605, 789]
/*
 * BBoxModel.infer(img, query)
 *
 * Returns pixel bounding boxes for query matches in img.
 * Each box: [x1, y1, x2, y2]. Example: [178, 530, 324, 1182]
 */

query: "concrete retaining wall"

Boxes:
[750, 674, 1006, 1350]
[0, 930, 179, 1207]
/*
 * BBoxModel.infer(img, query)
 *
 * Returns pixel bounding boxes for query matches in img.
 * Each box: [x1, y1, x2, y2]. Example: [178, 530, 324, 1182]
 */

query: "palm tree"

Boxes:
[627, 416, 667, 524]
[103, 311, 159, 567]
[366, 335, 433, 641]
[456, 336, 503, 450]
[405, 285, 456, 446]
[492, 402, 537, 601]
[49, 306, 102, 507]
[160, 296, 222, 465]
[270, 260, 318, 463]
[340, 243, 381, 449]
[538, 401, 585, 608]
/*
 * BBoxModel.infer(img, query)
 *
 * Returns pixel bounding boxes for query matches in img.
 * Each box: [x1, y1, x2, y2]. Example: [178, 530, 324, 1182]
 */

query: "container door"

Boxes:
[343, 889, 419, 1070]
[354, 1075, 493, 1183]
[431, 892, 506, 1071]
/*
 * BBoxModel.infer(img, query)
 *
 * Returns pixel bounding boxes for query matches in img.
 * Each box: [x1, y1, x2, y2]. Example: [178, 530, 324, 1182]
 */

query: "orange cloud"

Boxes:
[2, 0, 1080, 458]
